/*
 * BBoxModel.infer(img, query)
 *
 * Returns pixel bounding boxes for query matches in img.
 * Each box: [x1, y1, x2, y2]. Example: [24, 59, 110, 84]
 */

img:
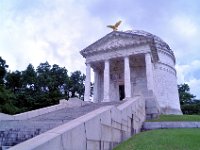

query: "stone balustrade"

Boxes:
[0, 98, 87, 121]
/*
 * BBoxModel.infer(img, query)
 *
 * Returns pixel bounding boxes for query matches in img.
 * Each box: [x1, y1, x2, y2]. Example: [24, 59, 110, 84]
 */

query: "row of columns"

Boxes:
[84, 53, 153, 102]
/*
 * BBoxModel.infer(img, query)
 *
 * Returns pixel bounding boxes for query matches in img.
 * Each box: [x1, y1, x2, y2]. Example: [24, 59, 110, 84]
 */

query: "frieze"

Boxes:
[155, 62, 177, 76]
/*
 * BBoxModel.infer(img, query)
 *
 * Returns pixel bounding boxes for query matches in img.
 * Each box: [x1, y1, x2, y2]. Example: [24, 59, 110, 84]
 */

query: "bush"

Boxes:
[181, 104, 200, 115]
[0, 103, 20, 114]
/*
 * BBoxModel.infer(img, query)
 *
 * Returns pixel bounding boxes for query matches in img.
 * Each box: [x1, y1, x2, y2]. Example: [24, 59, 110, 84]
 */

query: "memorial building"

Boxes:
[80, 30, 182, 114]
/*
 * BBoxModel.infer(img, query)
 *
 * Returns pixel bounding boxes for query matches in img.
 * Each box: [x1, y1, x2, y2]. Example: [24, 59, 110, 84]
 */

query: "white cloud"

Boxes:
[171, 15, 198, 38]
[176, 64, 189, 83]
[186, 78, 200, 98]
[0, 0, 200, 98]
[167, 14, 200, 67]
[176, 60, 200, 98]
[0, 0, 107, 73]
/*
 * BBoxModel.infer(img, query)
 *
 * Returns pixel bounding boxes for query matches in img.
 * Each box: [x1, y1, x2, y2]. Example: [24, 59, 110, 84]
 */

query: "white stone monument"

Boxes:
[80, 30, 182, 115]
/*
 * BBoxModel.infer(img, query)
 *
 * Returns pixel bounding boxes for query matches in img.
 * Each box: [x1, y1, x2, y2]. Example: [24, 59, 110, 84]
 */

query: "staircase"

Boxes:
[0, 101, 124, 149]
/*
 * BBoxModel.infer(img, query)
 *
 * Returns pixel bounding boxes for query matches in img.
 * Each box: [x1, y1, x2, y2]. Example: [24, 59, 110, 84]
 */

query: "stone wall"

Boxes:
[9, 96, 145, 150]
[0, 113, 14, 121]
[154, 62, 181, 114]
[143, 122, 200, 130]
[13, 103, 68, 120]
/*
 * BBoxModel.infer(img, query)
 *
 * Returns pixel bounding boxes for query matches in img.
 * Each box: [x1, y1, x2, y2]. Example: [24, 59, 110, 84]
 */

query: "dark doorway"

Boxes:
[119, 85, 125, 101]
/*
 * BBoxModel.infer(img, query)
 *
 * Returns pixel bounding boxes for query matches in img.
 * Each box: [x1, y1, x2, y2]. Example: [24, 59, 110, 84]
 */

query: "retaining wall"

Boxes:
[143, 122, 200, 130]
[9, 96, 145, 150]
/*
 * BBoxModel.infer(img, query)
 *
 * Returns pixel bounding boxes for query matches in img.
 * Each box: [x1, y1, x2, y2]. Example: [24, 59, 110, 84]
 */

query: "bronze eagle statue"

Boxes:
[107, 20, 122, 31]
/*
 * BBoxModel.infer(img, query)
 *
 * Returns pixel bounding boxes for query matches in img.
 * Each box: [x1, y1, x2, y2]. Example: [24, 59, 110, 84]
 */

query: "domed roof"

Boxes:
[124, 30, 173, 54]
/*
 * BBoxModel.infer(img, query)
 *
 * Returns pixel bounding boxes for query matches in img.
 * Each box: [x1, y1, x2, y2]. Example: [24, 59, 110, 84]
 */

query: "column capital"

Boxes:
[124, 55, 130, 58]
[145, 52, 152, 59]
[93, 68, 98, 73]
[104, 59, 110, 63]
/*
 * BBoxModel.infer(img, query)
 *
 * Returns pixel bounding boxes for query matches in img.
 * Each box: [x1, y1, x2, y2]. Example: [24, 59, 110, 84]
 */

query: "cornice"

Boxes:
[157, 49, 176, 64]
[80, 31, 160, 63]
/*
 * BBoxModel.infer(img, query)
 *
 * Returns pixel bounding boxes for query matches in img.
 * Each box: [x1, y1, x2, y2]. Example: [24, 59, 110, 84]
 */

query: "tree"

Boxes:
[0, 86, 19, 114]
[22, 64, 37, 90]
[0, 56, 8, 85]
[178, 83, 200, 114]
[34, 62, 69, 106]
[5, 71, 22, 94]
[178, 84, 195, 105]
[50, 64, 68, 92]
[69, 71, 85, 99]
[48, 64, 69, 103]
[0, 57, 87, 114]
[0, 57, 20, 114]
[36, 62, 51, 92]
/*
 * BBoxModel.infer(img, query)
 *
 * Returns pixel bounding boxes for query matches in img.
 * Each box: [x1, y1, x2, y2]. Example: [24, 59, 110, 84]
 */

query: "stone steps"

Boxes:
[0, 101, 123, 148]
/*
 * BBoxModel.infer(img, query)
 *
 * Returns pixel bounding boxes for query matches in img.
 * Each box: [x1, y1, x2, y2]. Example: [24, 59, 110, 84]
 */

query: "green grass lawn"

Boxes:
[114, 129, 200, 150]
[147, 115, 200, 122]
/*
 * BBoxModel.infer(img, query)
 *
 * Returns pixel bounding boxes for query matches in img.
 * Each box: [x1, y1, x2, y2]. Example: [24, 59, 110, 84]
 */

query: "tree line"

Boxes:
[1, 56, 199, 115]
[178, 83, 200, 115]
[0, 56, 85, 114]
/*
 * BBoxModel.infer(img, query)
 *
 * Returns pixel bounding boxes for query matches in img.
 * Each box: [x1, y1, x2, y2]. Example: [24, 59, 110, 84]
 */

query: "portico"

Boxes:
[84, 53, 153, 102]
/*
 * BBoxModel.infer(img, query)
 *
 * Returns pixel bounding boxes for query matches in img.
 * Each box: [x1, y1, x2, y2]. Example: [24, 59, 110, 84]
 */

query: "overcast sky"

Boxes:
[0, 0, 200, 98]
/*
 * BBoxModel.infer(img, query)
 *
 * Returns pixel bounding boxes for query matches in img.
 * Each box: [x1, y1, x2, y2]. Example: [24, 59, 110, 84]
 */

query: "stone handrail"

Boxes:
[0, 98, 87, 121]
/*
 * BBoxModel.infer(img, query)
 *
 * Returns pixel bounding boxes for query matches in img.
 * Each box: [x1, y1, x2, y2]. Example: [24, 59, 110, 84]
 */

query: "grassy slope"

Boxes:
[114, 129, 200, 150]
[147, 115, 200, 122]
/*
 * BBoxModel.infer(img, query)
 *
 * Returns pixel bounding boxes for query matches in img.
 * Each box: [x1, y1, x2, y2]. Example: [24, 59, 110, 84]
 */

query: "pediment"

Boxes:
[80, 31, 159, 62]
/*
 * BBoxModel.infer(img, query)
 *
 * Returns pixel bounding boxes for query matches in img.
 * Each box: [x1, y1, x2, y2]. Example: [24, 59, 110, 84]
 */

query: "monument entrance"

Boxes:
[119, 84, 125, 100]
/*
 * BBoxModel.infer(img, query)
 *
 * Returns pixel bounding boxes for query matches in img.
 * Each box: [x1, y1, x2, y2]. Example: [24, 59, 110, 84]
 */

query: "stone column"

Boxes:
[103, 60, 110, 102]
[145, 53, 154, 91]
[93, 70, 99, 103]
[124, 56, 132, 98]
[84, 63, 91, 101]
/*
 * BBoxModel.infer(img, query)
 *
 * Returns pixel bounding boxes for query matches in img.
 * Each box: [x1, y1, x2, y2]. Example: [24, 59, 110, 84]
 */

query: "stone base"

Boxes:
[144, 90, 161, 120]
[161, 107, 183, 115]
